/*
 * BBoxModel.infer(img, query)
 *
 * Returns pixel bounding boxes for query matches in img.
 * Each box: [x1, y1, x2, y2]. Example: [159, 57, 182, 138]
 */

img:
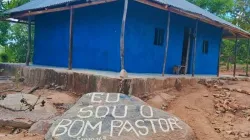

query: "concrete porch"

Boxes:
[0, 63, 248, 97]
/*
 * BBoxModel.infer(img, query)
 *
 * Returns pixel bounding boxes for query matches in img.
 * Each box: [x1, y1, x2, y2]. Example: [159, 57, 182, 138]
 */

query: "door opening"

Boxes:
[181, 27, 192, 74]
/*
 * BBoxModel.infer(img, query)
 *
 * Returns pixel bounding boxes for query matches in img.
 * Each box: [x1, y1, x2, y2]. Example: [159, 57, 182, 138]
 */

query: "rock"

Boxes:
[55, 85, 66, 91]
[226, 130, 235, 135]
[44, 85, 51, 89]
[45, 93, 195, 140]
[217, 107, 226, 113]
[29, 117, 60, 135]
[29, 120, 53, 135]
[0, 93, 57, 128]
[203, 94, 209, 97]
[0, 118, 34, 129]
[213, 85, 219, 88]
[159, 93, 176, 102]
[225, 92, 231, 97]
[214, 127, 221, 133]
[175, 79, 182, 91]
[0, 93, 55, 112]
[247, 117, 250, 121]
[239, 132, 249, 138]
[18, 77, 25, 83]
[241, 90, 249, 95]
[146, 95, 165, 109]
[147, 93, 175, 109]
[218, 80, 226, 85]
[198, 79, 207, 85]
[213, 94, 221, 98]
[120, 69, 128, 79]
[235, 89, 242, 93]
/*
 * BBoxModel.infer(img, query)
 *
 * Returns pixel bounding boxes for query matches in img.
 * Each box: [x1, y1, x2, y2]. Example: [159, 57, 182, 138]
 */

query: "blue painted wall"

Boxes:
[124, 1, 167, 73]
[34, 10, 69, 67]
[72, 1, 123, 71]
[33, 0, 222, 75]
[194, 22, 222, 75]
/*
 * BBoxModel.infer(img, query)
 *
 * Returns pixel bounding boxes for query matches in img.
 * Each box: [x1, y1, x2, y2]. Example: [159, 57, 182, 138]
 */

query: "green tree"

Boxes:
[231, 0, 250, 31]
[189, 0, 250, 72]
[187, 0, 234, 17]
[7, 23, 34, 63]
[0, 0, 32, 63]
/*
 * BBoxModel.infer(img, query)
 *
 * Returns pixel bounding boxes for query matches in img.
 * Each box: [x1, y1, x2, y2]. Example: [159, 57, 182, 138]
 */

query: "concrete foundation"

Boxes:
[0, 64, 199, 97]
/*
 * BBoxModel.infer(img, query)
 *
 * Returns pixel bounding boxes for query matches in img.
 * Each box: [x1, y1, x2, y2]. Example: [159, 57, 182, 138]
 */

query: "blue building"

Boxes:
[5, 0, 250, 75]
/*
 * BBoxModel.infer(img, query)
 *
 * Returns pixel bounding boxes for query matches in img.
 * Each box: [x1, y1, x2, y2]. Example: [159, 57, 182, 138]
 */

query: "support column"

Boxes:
[184, 28, 192, 75]
[162, 11, 171, 76]
[217, 28, 223, 77]
[25, 16, 31, 66]
[233, 36, 238, 77]
[246, 39, 250, 76]
[192, 20, 199, 77]
[120, 0, 128, 71]
[68, 7, 74, 70]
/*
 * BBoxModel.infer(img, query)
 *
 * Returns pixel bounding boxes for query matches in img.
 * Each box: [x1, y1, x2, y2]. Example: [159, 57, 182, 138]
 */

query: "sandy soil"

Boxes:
[1, 76, 250, 140]
[146, 79, 250, 140]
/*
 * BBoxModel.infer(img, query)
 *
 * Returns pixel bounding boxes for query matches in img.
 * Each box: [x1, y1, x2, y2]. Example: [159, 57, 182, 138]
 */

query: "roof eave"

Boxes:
[3, 0, 250, 39]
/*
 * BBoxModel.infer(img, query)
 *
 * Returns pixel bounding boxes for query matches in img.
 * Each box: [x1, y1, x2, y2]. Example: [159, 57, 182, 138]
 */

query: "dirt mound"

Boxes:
[145, 78, 250, 140]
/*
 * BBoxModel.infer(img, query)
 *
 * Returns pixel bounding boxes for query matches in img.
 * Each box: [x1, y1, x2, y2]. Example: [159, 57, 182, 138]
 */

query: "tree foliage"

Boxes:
[187, 0, 234, 17]
[0, 0, 32, 63]
[188, 0, 250, 69]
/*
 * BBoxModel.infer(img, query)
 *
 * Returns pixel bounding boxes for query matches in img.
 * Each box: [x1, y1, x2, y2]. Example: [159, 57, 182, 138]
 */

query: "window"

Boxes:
[154, 28, 165, 46]
[202, 40, 209, 54]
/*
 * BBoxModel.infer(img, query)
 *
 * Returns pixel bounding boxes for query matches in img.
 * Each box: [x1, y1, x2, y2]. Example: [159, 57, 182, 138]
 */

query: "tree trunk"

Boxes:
[227, 57, 230, 71]
[25, 17, 31, 66]
[68, 7, 74, 70]
[120, 0, 128, 70]
[192, 20, 199, 77]
[162, 11, 171, 76]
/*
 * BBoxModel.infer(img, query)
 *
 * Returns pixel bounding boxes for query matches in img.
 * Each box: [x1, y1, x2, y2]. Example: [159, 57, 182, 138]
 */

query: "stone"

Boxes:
[159, 93, 176, 102]
[226, 131, 235, 135]
[0, 93, 56, 112]
[175, 79, 182, 91]
[241, 90, 249, 95]
[146, 95, 165, 109]
[214, 127, 221, 133]
[120, 69, 128, 79]
[29, 120, 53, 135]
[44, 85, 51, 89]
[45, 93, 195, 140]
[147, 93, 175, 109]
[203, 94, 209, 97]
[29, 117, 60, 135]
[0, 93, 57, 128]
[213, 85, 219, 89]
[239, 132, 249, 138]
[225, 92, 231, 97]
[235, 89, 242, 93]
[247, 117, 250, 121]
[213, 94, 221, 98]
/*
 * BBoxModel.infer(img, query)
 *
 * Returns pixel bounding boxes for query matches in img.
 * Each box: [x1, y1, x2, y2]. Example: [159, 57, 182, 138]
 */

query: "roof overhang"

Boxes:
[2, 0, 250, 39]
[136, 0, 250, 39]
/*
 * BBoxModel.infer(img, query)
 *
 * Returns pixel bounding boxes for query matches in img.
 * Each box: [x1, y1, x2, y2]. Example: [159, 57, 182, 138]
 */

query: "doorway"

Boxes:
[181, 27, 192, 74]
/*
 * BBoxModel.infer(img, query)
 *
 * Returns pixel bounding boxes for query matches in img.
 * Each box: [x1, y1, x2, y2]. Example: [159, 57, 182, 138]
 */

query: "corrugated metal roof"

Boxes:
[6, 0, 77, 13]
[152, 0, 250, 36]
[5, 0, 250, 37]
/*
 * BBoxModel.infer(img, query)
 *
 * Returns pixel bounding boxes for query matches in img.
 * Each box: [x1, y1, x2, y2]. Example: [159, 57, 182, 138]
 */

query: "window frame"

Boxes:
[154, 28, 165, 46]
[202, 40, 209, 54]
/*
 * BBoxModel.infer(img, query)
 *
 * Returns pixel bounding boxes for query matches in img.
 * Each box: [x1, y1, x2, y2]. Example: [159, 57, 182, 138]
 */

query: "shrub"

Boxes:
[0, 52, 9, 62]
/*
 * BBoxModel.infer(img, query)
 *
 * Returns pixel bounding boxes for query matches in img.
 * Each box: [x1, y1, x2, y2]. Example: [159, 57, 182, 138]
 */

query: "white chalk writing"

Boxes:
[52, 93, 183, 139]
